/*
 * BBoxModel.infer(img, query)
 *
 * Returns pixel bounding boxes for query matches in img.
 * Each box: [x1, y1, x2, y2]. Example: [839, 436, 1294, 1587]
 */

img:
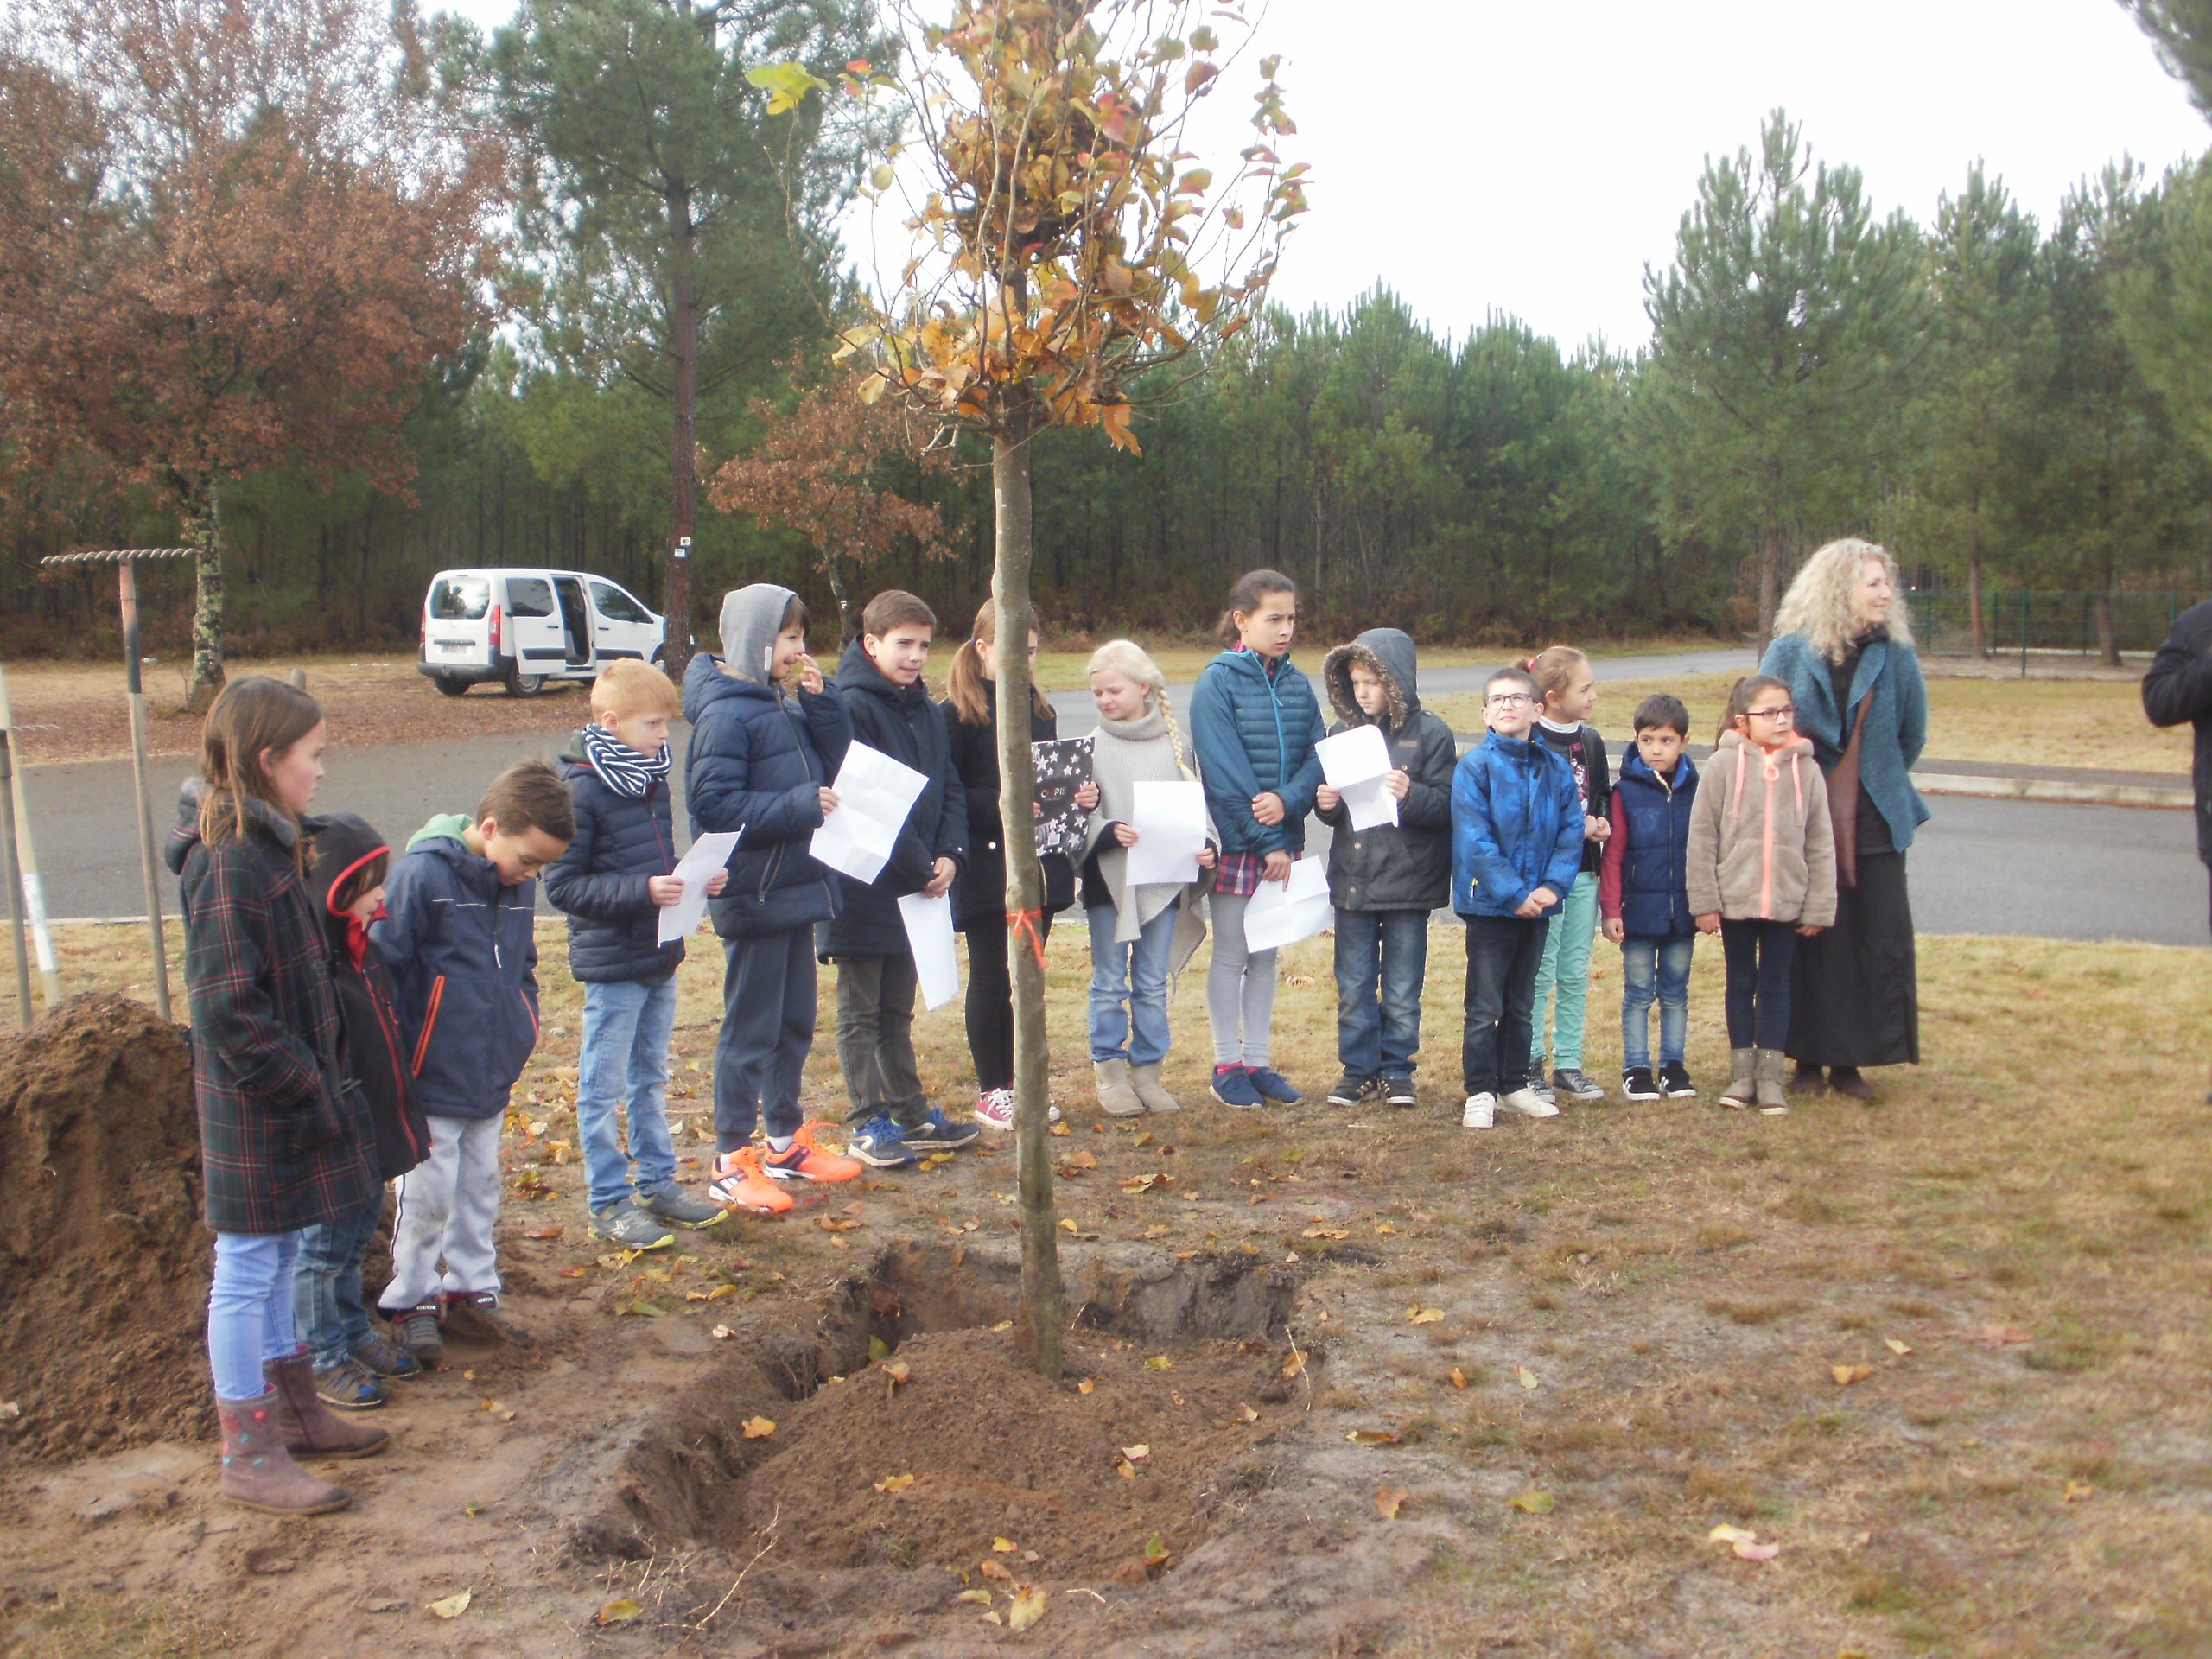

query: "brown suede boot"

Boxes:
[264, 1351, 390, 1461]
[218, 1389, 349, 1515]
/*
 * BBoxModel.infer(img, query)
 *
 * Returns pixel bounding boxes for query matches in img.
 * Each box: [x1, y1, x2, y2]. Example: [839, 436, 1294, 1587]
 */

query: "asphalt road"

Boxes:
[13, 648, 2206, 946]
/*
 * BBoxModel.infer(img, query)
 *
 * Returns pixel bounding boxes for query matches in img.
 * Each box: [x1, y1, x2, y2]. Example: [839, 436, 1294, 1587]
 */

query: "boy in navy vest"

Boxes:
[1599, 695, 1701, 1102]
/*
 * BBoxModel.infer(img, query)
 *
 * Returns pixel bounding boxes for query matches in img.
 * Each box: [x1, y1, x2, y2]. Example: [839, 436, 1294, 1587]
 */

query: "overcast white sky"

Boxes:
[442, 0, 2210, 352]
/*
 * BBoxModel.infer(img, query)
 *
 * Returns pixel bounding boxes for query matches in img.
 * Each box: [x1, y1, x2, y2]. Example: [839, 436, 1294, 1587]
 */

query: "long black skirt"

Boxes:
[1785, 849, 1918, 1068]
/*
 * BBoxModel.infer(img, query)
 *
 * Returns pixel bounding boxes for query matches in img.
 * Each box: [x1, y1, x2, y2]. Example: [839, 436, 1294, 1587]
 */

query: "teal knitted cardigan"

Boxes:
[1758, 629, 1931, 853]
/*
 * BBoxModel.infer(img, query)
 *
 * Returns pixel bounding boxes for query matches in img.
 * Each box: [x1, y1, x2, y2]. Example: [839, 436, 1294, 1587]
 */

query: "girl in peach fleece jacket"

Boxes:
[1687, 675, 1837, 1113]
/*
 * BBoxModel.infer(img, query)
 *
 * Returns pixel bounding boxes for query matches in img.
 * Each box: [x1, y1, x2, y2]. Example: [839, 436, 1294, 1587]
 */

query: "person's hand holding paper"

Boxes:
[1316, 724, 1400, 830]
[1243, 856, 1332, 950]
[1123, 779, 1206, 887]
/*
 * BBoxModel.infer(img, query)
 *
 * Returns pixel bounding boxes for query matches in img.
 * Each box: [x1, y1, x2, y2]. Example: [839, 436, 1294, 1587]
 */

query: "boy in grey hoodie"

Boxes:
[1314, 629, 1459, 1109]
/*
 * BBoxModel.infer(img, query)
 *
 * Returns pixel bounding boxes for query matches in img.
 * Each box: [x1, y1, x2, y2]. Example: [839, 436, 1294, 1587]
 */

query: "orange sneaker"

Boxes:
[763, 1121, 863, 1184]
[709, 1147, 794, 1214]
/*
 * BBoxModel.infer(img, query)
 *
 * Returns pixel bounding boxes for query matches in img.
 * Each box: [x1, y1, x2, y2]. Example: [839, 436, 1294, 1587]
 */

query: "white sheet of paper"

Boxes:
[1342, 776, 1401, 830]
[898, 891, 960, 1010]
[1124, 779, 1207, 887]
[1317, 723, 1391, 788]
[1242, 857, 1333, 952]
[657, 830, 741, 944]
[810, 742, 930, 885]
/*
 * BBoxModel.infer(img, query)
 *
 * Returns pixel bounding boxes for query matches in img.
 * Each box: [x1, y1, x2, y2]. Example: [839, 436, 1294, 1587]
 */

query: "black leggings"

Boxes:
[1720, 918, 1797, 1050]
[963, 911, 1055, 1091]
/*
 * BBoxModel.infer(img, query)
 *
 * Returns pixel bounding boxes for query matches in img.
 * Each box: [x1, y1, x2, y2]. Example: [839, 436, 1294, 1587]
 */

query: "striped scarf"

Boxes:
[582, 727, 671, 798]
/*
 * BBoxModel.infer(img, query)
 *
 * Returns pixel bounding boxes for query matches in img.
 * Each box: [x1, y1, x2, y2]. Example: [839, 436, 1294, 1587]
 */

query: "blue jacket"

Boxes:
[1451, 731, 1585, 918]
[1189, 648, 1326, 856]
[821, 635, 969, 959]
[544, 731, 683, 984]
[1600, 749, 1700, 938]
[372, 816, 542, 1121]
[683, 652, 853, 939]
[1760, 630, 1930, 851]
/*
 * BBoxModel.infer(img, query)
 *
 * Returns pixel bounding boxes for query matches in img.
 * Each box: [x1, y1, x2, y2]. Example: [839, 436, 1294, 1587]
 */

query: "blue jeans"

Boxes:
[294, 1196, 382, 1370]
[208, 1230, 302, 1399]
[577, 975, 679, 1211]
[1619, 934, 1695, 1069]
[1333, 909, 1429, 1078]
[1086, 902, 1178, 1065]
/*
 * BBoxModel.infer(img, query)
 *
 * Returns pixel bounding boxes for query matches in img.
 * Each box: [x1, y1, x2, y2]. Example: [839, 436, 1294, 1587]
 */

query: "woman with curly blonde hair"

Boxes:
[1758, 538, 1929, 1100]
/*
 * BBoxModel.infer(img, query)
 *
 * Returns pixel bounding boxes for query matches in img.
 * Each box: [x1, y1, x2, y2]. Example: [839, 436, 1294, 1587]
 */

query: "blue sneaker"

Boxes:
[1248, 1067, 1306, 1105]
[1210, 1065, 1265, 1109]
[848, 1116, 919, 1169]
[312, 1357, 387, 1411]
[902, 1107, 981, 1152]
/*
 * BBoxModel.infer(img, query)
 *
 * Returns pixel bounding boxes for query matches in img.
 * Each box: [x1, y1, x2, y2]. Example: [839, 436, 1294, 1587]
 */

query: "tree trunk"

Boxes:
[2094, 587, 2120, 669]
[664, 191, 699, 681]
[1755, 525, 1784, 653]
[1967, 550, 1986, 659]
[824, 550, 853, 641]
[992, 393, 1063, 1380]
[183, 486, 226, 715]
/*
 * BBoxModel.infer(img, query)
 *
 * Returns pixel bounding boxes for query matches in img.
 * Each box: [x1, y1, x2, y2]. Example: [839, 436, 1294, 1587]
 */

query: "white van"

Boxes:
[417, 568, 666, 697]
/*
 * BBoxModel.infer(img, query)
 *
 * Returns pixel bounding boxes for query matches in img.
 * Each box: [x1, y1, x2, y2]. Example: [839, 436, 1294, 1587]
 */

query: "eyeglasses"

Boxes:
[1484, 692, 1534, 708]
[1746, 705, 1796, 721]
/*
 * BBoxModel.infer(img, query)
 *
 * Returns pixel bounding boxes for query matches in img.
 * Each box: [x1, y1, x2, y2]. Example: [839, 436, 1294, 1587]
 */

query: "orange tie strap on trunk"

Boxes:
[1007, 908, 1049, 967]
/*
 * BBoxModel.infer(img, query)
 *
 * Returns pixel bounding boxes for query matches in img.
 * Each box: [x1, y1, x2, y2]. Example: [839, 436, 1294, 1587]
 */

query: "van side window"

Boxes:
[429, 575, 491, 620]
[591, 582, 649, 623]
[505, 577, 556, 619]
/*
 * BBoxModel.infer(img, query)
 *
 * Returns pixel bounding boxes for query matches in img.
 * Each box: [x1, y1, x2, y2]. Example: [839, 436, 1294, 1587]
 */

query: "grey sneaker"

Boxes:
[588, 1199, 676, 1250]
[637, 1185, 728, 1230]
[1551, 1068, 1607, 1103]
[385, 1304, 442, 1363]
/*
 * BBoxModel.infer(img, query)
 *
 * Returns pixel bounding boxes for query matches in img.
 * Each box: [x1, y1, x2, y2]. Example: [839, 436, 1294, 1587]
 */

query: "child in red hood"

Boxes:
[297, 813, 431, 1411]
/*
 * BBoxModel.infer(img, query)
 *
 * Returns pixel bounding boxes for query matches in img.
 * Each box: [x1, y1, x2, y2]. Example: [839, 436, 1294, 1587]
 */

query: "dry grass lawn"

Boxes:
[10, 910, 2212, 1656]
[1432, 671, 2193, 775]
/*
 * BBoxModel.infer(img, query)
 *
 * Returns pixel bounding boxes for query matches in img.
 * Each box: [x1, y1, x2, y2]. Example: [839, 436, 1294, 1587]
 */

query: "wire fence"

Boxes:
[1905, 590, 2196, 662]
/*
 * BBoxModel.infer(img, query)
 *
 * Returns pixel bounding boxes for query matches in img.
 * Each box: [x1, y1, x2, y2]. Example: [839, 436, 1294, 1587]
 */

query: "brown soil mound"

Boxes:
[0, 994, 207, 1459]
[735, 1324, 1294, 1581]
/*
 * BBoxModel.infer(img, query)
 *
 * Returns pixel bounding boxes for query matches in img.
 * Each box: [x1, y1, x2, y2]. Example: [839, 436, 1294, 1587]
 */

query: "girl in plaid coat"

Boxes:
[166, 677, 388, 1515]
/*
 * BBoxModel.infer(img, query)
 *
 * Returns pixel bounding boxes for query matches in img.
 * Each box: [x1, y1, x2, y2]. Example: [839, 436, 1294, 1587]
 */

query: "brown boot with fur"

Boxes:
[264, 1350, 390, 1460]
[218, 1390, 349, 1515]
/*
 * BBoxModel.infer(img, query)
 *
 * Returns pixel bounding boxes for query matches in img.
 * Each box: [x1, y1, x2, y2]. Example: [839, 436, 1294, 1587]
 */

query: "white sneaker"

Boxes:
[1461, 1092, 1497, 1129]
[1499, 1087, 1560, 1120]
[973, 1088, 1014, 1131]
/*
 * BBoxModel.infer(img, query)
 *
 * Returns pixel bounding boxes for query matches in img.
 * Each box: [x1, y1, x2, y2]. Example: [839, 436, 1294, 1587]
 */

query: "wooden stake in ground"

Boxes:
[0, 731, 31, 1031]
[761, 0, 1306, 1376]
[0, 664, 64, 1012]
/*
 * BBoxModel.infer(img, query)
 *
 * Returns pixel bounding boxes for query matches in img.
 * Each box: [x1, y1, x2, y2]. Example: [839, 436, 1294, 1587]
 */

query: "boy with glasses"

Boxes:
[1451, 668, 1586, 1129]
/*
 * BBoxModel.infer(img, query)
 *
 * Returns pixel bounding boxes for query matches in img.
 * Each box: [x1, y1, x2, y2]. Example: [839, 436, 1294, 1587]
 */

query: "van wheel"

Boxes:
[433, 675, 469, 698]
[505, 665, 545, 698]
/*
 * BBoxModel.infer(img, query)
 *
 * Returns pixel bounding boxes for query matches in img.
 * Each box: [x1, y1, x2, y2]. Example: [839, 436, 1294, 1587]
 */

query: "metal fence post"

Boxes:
[2019, 588, 2029, 680]
[0, 731, 29, 1030]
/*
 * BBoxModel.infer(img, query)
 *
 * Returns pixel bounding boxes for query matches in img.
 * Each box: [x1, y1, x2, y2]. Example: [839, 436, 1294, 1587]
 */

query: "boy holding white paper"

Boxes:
[549, 661, 730, 1248]
[1314, 630, 1458, 1109]
[823, 591, 973, 1169]
[684, 586, 861, 1215]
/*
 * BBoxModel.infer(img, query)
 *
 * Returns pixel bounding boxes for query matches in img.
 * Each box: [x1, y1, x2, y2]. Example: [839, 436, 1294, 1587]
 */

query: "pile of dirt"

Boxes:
[734, 1324, 1297, 1581]
[0, 994, 207, 1459]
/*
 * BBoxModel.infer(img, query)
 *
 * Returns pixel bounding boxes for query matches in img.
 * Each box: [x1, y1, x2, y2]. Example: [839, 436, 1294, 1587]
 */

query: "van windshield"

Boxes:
[429, 575, 490, 620]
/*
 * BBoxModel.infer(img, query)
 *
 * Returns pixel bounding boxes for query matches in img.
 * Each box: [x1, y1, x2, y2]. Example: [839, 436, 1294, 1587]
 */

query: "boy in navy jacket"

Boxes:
[1452, 667, 1584, 1130]
[1599, 695, 1702, 1103]
[684, 584, 862, 1212]
[373, 760, 571, 1356]
[822, 590, 969, 1170]
[546, 661, 728, 1252]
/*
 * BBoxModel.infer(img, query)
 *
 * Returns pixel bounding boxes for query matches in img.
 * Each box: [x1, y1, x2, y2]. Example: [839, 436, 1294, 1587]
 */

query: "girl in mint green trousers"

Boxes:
[1523, 647, 1611, 1103]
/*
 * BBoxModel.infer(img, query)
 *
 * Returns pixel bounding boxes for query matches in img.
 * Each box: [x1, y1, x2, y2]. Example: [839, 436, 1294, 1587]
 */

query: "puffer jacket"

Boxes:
[1450, 731, 1585, 919]
[684, 651, 853, 940]
[372, 815, 543, 1121]
[1685, 732, 1838, 927]
[1598, 749, 1700, 939]
[2143, 596, 2212, 864]
[943, 677, 1075, 925]
[1189, 646, 1326, 856]
[305, 812, 431, 1182]
[544, 729, 684, 983]
[1313, 629, 1457, 911]
[821, 635, 969, 958]
[168, 785, 378, 1233]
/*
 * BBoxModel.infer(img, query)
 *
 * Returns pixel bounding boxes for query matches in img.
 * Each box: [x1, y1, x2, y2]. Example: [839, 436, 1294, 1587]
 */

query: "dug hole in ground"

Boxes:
[2, 918, 2210, 1657]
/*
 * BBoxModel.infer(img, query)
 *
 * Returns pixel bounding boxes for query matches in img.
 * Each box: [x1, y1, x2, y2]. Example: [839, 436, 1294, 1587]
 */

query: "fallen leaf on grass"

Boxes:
[426, 1590, 471, 1619]
[1133, 1130, 1154, 1147]
[1007, 1587, 1048, 1633]
[1143, 1531, 1172, 1564]
[556, 1265, 591, 1279]
[1707, 1524, 1759, 1544]
[1832, 1363, 1872, 1386]
[882, 1360, 911, 1393]
[1281, 1349, 1306, 1378]
[706, 1283, 737, 1301]
[1516, 1366, 1539, 1390]
[874, 1473, 914, 1494]
[1077, 1377, 1095, 1395]
[993, 1537, 1018, 1553]
[616, 1300, 665, 1318]
[1958, 1324, 2033, 1348]
[1376, 1485, 1408, 1520]
[1885, 1338, 1912, 1357]
[1733, 1540, 1781, 1560]
[593, 1599, 641, 1625]
[524, 1226, 564, 1240]
[1058, 1217, 1079, 1234]
[1376, 1221, 1398, 1235]
[817, 1215, 865, 1232]
[0, 1402, 20, 1420]
[978, 1558, 1014, 1583]
[1115, 1457, 1138, 1480]
[1121, 1443, 1150, 1462]
[463, 1500, 486, 1517]
[1301, 1226, 1349, 1241]
[741, 1416, 776, 1439]
[1408, 1307, 1444, 1325]
[918, 1152, 955, 1171]
[1058, 1149, 1097, 1173]
[1048, 1121, 1071, 1136]
[1448, 1367, 1468, 1389]
[1144, 1355, 1174, 1371]
[1122, 1173, 1174, 1193]
[711, 1324, 734, 1340]
[957, 1588, 994, 1605]
[1508, 1491, 1554, 1514]
[1346, 1429, 1402, 1446]
[992, 1320, 1014, 1332]
[2064, 1480, 2094, 1503]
